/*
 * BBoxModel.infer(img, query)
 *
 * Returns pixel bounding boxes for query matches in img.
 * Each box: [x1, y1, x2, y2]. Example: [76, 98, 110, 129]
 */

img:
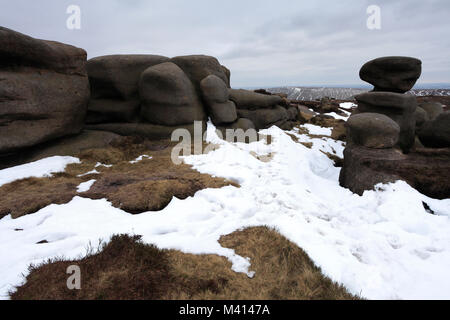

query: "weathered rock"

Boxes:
[297, 105, 316, 121]
[200, 75, 229, 104]
[346, 113, 400, 149]
[216, 118, 256, 140]
[339, 145, 450, 199]
[319, 97, 339, 113]
[171, 55, 228, 89]
[414, 106, 429, 128]
[419, 102, 444, 121]
[139, 62, 206, 126]
[418, 112, 450, 148]
[237, 106, 288, 130]
[0, 27, 87, 75]
[209, 101, 238, 125]
[86, 99, 140, 124]
[229, 89, 283, 110]
[287, 107, 299, 121]
[221, 65, 231, 88]
[0, 27, 90, 155]
[87, 54, 169, 100]
[199, 75, 237, 124]
[359, 56, 422, 93]
[355, 92, 417, 152]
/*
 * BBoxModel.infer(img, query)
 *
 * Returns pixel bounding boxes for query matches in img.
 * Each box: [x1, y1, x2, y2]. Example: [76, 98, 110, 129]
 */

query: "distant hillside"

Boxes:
[267, 86, 450, 101]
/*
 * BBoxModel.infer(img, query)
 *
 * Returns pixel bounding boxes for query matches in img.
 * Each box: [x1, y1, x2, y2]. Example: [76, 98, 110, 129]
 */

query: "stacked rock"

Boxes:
[354, 56, 422, 153]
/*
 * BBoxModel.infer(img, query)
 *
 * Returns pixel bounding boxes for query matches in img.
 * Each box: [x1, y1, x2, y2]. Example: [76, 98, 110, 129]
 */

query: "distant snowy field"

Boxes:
[1, 104, 449, 300]
[267, 87, 450, 100]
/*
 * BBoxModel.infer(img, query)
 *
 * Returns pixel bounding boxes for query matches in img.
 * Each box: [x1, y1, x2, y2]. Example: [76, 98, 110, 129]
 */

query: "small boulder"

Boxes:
[297, 105, 316, 121]
[359, 56, 422, 93]
[414, 106, 429, 128]
[419, 102, 444, 121]
[418, 112, 450, 148]
[199, 75, 237, 125]
[346, 113, 400, 149]
[139, 62, 206, 126]
[355, 92, 417, 152]
[237, 106, 288, 130]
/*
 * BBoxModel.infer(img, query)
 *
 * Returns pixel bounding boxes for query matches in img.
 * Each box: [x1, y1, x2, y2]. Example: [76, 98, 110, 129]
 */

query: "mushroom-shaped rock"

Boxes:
[359, 56, 422, 93]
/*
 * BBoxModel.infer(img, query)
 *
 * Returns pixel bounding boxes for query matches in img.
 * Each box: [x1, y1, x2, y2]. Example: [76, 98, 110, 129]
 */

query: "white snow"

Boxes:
[0, 156, 80, 188]
[95, 163, 112, 168]
[77, 169, 100, 177]
[130, 155, 152, 164]
[0, 122, 449, 300]
[340, 102, 357, 110]
[302, 124, 332, 136]
[76, 180, 96, 193]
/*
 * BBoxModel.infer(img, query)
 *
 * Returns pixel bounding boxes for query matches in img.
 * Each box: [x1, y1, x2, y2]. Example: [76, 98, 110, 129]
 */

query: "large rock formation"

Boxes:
[359, 56, 422, 93]
[340, 56, 450, 199]
[0, 27, 90, 155]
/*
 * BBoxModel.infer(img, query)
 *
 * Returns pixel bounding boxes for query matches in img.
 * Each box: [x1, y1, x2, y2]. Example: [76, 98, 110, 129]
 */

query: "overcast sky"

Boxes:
[1, 0, 449, 87]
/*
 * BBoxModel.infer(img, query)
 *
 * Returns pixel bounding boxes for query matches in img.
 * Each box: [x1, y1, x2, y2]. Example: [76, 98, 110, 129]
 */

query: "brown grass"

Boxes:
[0, 138, 235, 218]
[10, 227, 358, 300]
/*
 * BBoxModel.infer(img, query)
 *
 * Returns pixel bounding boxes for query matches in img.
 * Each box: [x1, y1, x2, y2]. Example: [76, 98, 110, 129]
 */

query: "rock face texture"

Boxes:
[339, 146, 450, 199]
[341, 56, 450, 199]
[86, 54, 169, 124]
[418, 112, 450, 148]
[0, 27, 90, 155]
[355, 92, 417, 152]
[419, 102, 443, 121]
[139, 62, 205, 126]
[359, 56, 422, 93]
[229, 89, 283, 109]
[170, 55, 229, 90]
[346, 113, 400, 149]
[200, 75, 237, 125]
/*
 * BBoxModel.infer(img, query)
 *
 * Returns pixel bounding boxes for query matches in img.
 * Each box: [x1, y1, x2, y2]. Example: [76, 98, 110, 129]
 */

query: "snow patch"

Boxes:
[0, 156, 80, 188]
[76, 180, 96, 193]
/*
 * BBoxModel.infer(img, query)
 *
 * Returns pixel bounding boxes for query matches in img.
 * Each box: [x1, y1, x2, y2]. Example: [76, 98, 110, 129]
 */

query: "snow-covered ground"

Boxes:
[0, 106, 449, 300]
